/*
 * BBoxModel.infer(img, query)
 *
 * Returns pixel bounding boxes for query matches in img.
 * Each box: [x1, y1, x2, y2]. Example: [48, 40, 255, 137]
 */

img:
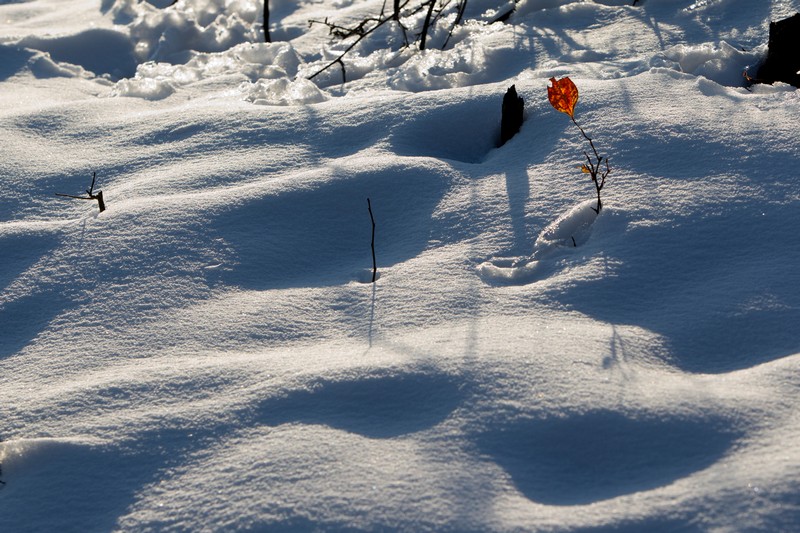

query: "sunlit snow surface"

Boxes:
[2, 0, 800, 530]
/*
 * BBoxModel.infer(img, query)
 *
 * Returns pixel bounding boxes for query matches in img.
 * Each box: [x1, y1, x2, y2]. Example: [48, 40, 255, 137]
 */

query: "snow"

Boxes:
[2, 0, 800, 530]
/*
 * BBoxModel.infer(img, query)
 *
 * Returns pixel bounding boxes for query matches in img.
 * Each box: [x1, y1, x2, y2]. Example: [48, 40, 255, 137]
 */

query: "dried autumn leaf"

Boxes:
[548, 76, 579, 118]
[580, 164, 591, 173]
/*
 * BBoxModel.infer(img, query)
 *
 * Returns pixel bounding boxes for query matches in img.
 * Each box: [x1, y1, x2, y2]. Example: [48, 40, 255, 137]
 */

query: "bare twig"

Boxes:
[308, 0, 468, 80]
[571, 117, 609, 213]
[264, 0, 271, 42]
[308, 12, 401, 82]
[419, 0, 437, 50]
[367, 198, 377, 283]
[56, 172, 106, 213]
[442, 0, 468, 49]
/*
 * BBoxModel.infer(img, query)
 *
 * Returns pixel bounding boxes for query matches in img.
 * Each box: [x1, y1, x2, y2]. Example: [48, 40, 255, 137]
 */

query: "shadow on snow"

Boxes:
[476, 409, 741, 506]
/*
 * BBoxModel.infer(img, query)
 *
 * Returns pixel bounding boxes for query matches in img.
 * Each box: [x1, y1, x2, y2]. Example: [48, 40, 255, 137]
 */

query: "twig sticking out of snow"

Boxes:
[547, 77, 610, 214]
[571, 115, 609, 214]
[264, 0, 271, 43]
[367, 198, 377, 283]
[56, 172, 106, 213]
[307, 0, 471, 82]
[308, 2, 411, 83]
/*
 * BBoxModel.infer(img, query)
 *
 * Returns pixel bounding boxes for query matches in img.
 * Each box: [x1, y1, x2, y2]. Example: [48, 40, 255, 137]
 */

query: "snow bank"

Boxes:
[478, 199, 599, 283]
[112, 42, 325, 103]
[118, 0, 262, 62]
[653, 41, 764, 87]
[2, 0, 800, 531]
[18, 29, 137, 79]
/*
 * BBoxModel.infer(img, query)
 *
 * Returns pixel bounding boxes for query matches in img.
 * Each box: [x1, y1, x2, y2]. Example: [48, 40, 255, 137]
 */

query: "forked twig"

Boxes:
[56, 172, 106, 212]
[307, 0, 467, 81]
[308, 6, 411, 82]
[571, 116, 609, 213]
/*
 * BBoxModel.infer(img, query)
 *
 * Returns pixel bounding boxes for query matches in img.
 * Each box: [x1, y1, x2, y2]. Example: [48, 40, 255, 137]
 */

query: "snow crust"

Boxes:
[2, 0, 800, 531]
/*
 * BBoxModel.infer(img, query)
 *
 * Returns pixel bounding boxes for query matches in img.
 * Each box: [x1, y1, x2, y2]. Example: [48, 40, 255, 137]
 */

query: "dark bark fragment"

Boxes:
[500, 85, 524, 146]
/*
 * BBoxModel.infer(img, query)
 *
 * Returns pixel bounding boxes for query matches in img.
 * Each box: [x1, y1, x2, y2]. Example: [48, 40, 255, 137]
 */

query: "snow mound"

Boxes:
[243, 77, 327, 105]
[3, 0, 800, 530]
[112, 42, 319, 102]
[532, 199, 599, 254]
[0, 44, 84, 80]
[18, 28, 137, 79]
[652, 41, 764, 87]
[120, 0, 262, 63]
[479, 200, 599, 284]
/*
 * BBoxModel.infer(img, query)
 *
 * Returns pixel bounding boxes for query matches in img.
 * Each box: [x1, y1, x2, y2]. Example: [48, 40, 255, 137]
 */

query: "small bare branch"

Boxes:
[264, 0, 271, 42]
[56, 172, 106, 213]
[419, 0, 437, 50]
[307, 0, 468, 80]
[442, 0, 468, 49]
[367, 198, 377, 283]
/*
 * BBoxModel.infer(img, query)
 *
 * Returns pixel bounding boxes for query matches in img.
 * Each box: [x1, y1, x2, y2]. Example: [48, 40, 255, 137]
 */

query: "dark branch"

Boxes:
[442, 0, 468, 49]
[56, 172, 106, 212]
[264, 0, 271, 42]
[307, 0, 469, 80]
[419, 0, 437, 50]
[572, 117, 609, 213]
[307, 16, 389, 82]
[367, 198, 377, 283]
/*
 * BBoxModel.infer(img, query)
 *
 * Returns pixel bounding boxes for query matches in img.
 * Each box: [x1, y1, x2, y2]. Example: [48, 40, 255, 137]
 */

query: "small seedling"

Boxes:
[548, 77, 610, 213]
[367, 198, 377, 283]
[56, 172, 106, 213]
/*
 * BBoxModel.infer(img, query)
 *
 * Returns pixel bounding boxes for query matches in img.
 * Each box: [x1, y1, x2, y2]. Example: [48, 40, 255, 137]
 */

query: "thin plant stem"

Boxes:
[367, 198, 377, 283]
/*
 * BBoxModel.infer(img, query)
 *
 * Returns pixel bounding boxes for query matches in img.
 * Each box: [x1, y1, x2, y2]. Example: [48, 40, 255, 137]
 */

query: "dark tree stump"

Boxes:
[95, 190, 106, 212]
[757, 13, 800, 87]
[500, 85, 524, 146]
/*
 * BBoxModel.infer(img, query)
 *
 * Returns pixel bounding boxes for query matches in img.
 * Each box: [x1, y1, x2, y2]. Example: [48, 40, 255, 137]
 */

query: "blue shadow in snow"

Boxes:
[572, 516, 705, 533]
[256, 372, 464, 439]
[553, 205, 800, 374]
[0, 45, 34, 81]
[476, 410, 740, 506]
[0, 232, 64, 358]
[211, 165, 451, 289]
[389, 94, 501, 164]
[0, 232, 60, 293]
[18, 29, 137, 80]
[0, 431, 201, 533]
[0, 291, 68, 358]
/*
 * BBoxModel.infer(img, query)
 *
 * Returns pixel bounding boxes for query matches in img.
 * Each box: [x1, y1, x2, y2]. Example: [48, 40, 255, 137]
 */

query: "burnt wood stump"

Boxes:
[757, 13, 800, 87]
[500, 85, 524, 146]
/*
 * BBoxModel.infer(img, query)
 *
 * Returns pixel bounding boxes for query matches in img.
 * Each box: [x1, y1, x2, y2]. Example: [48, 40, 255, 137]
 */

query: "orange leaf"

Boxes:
[580, 164, 591, 173]
[548, 76, 579, 118]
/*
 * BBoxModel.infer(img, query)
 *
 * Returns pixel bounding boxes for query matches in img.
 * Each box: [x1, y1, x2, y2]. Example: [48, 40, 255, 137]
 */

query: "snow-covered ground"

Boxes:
[2, 0, 800, 530]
